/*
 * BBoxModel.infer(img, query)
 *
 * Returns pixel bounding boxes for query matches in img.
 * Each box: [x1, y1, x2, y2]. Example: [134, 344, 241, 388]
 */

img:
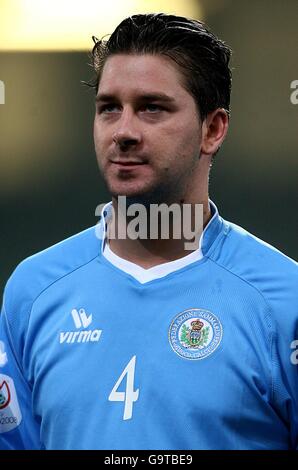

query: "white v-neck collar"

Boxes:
[98, 200, 219, 284]
[103, 240, 203, 284]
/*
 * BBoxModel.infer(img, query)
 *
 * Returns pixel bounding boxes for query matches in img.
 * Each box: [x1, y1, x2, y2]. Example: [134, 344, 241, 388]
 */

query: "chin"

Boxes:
[106, 177, 173, 205]
[108, 181, 152, 199]
[110, 190, 150, 205]
[112, 190, 172, 208]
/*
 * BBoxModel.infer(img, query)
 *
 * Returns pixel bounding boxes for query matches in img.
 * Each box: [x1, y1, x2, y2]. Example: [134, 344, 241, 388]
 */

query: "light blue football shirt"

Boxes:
[0, 201, 297, 449]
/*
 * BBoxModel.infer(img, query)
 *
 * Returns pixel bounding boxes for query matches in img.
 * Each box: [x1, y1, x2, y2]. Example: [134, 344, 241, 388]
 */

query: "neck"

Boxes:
[107, 196, 211, 269]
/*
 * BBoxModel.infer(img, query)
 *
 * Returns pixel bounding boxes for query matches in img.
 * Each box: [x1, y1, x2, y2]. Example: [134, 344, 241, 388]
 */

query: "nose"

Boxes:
[112, 109, 141, 151]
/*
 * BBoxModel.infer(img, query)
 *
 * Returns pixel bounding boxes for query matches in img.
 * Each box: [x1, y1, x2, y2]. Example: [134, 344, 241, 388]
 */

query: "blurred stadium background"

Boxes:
[0, 0, 297, 294]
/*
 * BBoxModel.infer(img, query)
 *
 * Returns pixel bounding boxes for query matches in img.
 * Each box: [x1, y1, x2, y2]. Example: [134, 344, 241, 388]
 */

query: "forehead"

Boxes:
[97, 54, 189, 100]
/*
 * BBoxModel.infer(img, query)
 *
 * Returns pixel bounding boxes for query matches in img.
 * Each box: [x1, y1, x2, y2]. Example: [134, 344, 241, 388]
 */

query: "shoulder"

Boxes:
[3, 225, 101, 322]
[210, 219, 298, 325]
[220, 219, 297, 276]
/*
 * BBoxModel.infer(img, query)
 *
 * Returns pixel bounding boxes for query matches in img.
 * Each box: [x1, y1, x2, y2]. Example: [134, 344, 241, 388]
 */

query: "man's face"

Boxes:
[94, 54, 203, 204]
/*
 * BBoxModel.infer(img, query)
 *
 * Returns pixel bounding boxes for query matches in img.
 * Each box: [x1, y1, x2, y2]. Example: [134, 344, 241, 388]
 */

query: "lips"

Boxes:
[110, 157, 148, 170]
[112, 161, 146, 166]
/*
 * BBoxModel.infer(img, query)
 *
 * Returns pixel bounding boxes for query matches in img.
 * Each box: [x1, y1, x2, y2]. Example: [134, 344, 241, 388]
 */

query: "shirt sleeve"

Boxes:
[0, 289, 41, 450]
[269, 280, 298, 450]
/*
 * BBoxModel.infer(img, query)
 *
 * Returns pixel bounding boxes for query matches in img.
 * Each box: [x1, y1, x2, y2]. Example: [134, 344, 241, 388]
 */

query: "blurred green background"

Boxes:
[0, 0, 297, 296]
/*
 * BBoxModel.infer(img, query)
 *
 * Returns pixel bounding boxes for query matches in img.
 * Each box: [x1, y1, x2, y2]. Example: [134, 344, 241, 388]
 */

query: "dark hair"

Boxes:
[87, 13, 232, 121]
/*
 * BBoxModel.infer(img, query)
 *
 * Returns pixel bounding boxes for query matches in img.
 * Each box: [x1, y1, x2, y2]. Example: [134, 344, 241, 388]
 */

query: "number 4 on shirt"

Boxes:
[109, 355, 139, 420]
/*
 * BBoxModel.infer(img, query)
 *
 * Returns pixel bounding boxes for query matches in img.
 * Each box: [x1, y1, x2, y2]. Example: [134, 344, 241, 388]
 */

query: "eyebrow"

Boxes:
[95, 93, 176, 103]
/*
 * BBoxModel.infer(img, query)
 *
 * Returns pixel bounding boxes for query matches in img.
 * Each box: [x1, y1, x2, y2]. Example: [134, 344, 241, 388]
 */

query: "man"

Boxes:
[0, 13, 297, 450]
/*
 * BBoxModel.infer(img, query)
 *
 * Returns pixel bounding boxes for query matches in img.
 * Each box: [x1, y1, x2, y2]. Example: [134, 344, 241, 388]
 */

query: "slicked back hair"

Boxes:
[87, 13, 232, 121]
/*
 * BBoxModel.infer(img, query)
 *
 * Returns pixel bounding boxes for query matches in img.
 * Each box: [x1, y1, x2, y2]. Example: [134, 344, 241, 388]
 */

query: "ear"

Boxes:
[200, 108, 229, 156]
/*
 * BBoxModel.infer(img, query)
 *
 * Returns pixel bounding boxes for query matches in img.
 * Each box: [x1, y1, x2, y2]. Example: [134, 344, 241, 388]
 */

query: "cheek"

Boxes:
[161, 114, 201, 143]
[94, 123, 107, 152]
[93, 121, 99, 146]
[93, 126, 105, 168]
[182, 126, 202, 160]
[162, 122, 201, 158]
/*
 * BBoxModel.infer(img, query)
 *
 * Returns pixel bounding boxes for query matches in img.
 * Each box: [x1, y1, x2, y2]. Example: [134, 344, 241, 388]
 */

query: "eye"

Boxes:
[97, 104, 120, 114]
[141, 104, 164, 113]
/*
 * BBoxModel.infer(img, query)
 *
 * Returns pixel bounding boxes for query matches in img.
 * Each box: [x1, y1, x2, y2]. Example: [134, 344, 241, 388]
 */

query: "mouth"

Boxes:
[110, 160, 148, 170]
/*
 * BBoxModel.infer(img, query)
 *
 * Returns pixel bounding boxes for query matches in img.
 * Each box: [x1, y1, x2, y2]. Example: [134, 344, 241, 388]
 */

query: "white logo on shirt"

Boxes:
[59, 308, 102, 345]
[71, 308, 92, 329]
[0, 342, 8, 367]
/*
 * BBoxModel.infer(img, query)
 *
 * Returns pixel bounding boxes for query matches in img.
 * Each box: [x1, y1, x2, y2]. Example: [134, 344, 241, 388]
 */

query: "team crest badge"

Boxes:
[169, 308, 223, 360]
[0, 374, 22, 433]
